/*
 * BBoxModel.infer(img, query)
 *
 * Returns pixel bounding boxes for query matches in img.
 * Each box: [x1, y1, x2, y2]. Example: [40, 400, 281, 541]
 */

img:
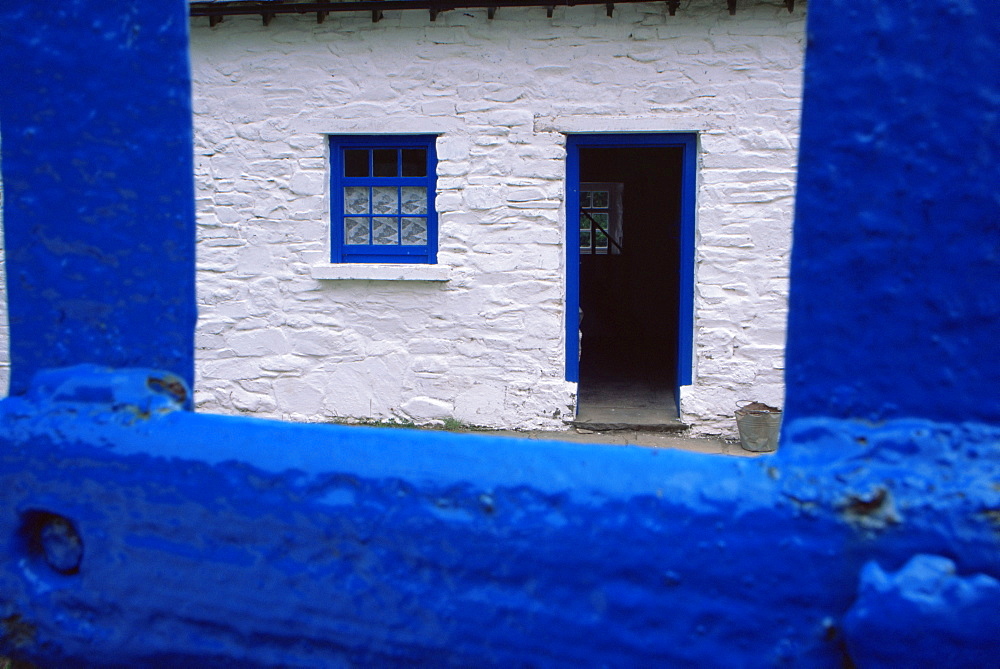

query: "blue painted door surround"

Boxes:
[565, 133, 696, 390]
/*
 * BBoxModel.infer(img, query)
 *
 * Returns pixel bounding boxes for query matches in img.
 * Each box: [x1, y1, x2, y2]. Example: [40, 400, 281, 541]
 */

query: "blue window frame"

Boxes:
[329, 135, 438, 264]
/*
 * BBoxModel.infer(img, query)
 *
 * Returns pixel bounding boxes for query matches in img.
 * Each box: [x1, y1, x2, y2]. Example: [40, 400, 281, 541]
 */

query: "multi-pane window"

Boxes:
[580, 182, 623, 255]
[330, 136, 437, 264]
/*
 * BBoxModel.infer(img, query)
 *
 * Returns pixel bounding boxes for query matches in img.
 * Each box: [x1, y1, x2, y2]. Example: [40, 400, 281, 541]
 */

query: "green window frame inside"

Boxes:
[330, 135, 438, 264]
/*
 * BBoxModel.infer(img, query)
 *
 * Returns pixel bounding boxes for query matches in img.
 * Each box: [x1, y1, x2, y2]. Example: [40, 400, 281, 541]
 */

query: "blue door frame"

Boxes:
[564, 133, 697, 392]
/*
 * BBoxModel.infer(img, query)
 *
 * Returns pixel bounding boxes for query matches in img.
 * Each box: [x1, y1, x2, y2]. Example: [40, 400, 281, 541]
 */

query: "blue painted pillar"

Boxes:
[784, 0, 1000, 425]
[0, 1, 196, 395]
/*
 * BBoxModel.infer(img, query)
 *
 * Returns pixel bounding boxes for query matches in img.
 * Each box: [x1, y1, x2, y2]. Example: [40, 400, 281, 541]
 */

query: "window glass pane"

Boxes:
[580, 230, 592, 248]
[344, 150, 369, 177]
[372, 217, 399, 245]
[344, 187, 369, 214]
[372, 186, 398, 215]
[592, 191, 609, 208]
[373, 149, 398, 177]
[401, 217, 428, 245]
[401, 149, 427, 177]
[592, 212, 609, 231]
[595, 229, 608, 248]
[580, 192, 592, 208]
[580, 213, 590, 231]
[345, 217, 370, 245]
[400, 186, 427, 215]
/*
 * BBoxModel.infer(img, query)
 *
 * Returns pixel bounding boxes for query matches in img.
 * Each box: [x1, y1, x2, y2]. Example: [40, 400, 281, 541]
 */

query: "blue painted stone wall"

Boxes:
[0, 1, 196, 396]
[1, 0, 999, 666]
[784, 0, 1000, 425]
[1, 367, 998, 666]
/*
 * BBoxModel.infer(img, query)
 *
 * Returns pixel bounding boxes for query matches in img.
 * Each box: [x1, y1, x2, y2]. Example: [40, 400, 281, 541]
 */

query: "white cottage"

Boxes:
[188, 0, 805, 435]
[0, 0, 805, 435]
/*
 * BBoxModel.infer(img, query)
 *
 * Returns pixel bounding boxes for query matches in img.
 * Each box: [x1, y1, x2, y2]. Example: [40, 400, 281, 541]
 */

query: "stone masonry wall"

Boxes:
[0, 171, 8, 396]
[189, 0, 805, 434]
[0, 2, 809, 432]
[0, 3, 804, 432]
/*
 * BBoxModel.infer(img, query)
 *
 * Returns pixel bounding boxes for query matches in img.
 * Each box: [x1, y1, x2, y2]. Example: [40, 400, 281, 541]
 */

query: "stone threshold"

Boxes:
[568, 419, 689, 433]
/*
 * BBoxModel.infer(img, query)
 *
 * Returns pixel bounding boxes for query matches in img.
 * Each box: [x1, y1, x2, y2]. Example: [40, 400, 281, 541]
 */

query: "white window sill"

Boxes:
[310, 263, 451, 282]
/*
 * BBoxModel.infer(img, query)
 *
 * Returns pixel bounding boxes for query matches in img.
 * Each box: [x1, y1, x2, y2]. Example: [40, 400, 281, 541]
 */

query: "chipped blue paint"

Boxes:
[1, 0, 999, 666]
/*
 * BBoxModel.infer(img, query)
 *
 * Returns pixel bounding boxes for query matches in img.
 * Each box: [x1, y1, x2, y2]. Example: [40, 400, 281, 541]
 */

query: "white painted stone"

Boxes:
[230, 386, 278, 414]
[273, 376, 326, 417]
[0, 1, 806, 433]
[0, 180, 7, 397]
[463, 186, 504, 211]
[401, 396, 454, 421]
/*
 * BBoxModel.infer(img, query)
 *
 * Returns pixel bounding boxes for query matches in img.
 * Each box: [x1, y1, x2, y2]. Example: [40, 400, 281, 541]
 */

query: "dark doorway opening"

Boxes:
[575, 145, 685, 428]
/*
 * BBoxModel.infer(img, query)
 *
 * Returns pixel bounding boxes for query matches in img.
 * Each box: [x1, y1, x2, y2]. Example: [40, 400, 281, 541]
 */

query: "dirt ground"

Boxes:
[450, 427, 762, 457]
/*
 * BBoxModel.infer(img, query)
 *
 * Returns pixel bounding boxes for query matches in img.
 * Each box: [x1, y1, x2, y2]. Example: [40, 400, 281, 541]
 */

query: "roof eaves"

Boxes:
[189, 1, 797, 26]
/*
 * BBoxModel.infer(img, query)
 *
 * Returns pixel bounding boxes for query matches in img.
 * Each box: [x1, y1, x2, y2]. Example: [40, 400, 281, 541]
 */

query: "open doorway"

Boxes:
[565, 134, 696, 429]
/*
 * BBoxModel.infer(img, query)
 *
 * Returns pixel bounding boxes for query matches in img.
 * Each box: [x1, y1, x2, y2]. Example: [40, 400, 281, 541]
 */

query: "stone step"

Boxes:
[569, 418, 689, 433]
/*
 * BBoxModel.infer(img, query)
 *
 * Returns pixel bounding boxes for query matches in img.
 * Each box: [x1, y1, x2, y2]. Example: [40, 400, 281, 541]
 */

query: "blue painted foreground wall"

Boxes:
[1, 367, 999, 666]
[1, 0, 998, 666]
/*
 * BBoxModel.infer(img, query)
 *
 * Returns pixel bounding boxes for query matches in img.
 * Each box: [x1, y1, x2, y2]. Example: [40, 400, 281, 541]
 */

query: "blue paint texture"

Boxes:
[844, 554, 1000, 668]
[1, 0, 1000, 666]
[2, 370, 998, 665]
[784, 0, 1000, 424]
[0, 1, 197, 395]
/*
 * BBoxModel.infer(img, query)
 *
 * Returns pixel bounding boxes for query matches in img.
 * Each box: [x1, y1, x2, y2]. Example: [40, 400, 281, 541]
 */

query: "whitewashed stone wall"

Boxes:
[0, 165, 9, 397]
[189, 0, 804, 434]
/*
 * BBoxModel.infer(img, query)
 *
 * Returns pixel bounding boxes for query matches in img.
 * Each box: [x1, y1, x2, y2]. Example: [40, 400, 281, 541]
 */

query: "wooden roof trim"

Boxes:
[190, 0, 795, 26]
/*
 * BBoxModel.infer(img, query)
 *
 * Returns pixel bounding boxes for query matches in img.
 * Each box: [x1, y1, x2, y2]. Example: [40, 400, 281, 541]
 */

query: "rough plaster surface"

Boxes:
[188, 1, 805, 433]
[1, 368, 998, 666]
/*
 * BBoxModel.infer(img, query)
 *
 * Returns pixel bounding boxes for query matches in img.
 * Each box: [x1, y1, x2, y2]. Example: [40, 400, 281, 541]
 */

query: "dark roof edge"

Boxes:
[190, 0, 796, 25]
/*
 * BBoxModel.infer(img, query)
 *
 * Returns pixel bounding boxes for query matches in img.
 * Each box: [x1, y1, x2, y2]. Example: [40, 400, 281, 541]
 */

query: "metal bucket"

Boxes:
[735, 402, 782, 453]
